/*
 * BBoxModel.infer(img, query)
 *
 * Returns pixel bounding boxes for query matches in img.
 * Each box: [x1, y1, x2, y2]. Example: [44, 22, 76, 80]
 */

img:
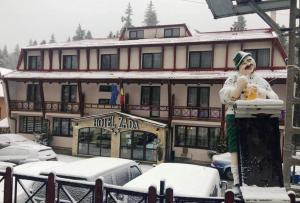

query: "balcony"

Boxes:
[10, 100, 42, 112]
[173, 106, 222, 121]
[45, 101, 80, 114]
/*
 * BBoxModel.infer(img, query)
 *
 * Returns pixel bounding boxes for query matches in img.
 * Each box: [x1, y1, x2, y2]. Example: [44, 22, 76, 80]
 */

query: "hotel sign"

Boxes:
[94, 115, 139, 130]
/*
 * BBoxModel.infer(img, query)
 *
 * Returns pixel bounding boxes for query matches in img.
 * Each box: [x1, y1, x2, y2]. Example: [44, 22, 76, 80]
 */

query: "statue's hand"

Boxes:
[237, 76, 248, 91]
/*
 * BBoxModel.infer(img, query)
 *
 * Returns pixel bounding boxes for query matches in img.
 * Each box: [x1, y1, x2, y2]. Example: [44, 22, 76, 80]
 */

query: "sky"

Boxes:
[0, 0, 290, 52]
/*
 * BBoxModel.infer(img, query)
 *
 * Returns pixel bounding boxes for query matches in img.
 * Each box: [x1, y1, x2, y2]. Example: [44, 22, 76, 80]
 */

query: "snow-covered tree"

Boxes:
[32, 40, 38, 46]
[67, 37, 71, 42]
[121, 3, 134, 29]
[143, 1, 159, 26]
[40, 40, 47, 45]
[28, 39, 33, 46]
[49, 34, 56, 43]
[85, 30, 93, 39]
[232, 16, 246, 31]
[73, 24, 86, 41]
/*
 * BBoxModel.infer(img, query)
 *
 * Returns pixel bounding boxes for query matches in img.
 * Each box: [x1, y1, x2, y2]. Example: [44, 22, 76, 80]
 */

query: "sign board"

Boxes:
[94, 115, 139, 130]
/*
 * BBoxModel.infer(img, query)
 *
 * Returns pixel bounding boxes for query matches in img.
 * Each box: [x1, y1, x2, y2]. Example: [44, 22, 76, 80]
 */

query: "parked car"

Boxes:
[0, 144, 57, 165]
[123, 163, 224, 202]
[211, 152, 233, 180]
[0, 133, 35, 149]
[21, 157, 142, 202]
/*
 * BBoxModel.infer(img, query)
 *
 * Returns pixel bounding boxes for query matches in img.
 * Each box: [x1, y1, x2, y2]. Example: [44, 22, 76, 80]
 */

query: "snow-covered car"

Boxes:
[0, 144, 57, 165]
[0, 133, 35, 149]
[123, 163, 224, 202]
[211, 152, 233, 180]
[25, 157, 142, 202]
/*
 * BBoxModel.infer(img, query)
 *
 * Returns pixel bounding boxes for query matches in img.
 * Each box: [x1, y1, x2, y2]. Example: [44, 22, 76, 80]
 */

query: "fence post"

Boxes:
[225, 190, 234, 203]
[159, 180, 165, 203]
[288, 191, 296, 203]
[95, 178, 103, 203]
[148, 186, 157, 203]
[46, 173, 55, 203]
[4, 167, 12, 203]
[165, 188, 173, 203]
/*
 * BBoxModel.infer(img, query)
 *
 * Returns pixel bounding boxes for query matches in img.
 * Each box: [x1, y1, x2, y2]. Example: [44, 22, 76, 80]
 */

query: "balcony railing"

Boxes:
[85, 103, 121, 109]
[45, 101, 80, 114]
[10, 100, 42, 111]
[173, 106, 222, 121]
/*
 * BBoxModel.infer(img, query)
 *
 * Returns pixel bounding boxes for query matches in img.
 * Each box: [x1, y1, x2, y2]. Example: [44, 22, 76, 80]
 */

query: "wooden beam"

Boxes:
[24, 50, 28, 70]
[185, 45, 189, 69]
[4, 80, 11, 117]
[58, 49, 62, 70]
[271, 39, 275, 68]
[173, 45, 176, 71]
[16, 49, 24, 70]
[161, 46, 165, 69]
[127, 47, 131, 71]
[117, 48, 120, 69]
[49, 49, 53, 71]
[168, 81, 172, 126]
[86, 48, 90, 71]
[97, 49, 100, 70]
[211, 43, 215, 70]
[39, 81, 45, 118]
[41, 50, 44, 70]
[77, 81, 84, 117]
[139, 47, 142, 70]
[77, 49, 80, 70]
[225, 42, 229, 69]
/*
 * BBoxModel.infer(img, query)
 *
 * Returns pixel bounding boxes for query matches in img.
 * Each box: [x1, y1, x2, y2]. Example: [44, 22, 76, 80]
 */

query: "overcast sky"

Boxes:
[0, 0, 289, 51]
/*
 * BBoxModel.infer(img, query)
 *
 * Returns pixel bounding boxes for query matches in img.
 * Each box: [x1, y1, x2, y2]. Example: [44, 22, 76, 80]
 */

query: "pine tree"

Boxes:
[1, 46, 9, 68]
[107, 31, 114, 38]
[143, 1, 159, 26]
[28, 39, 33, 46]
[73, 24, 86, 41]
[40, 40, 47, 45]
[121, 3, 134, 29]
[49, 34, 56, 43]
[32, 40, 38, 46]
[232, 15, 246, 31]
[67, 37, 71, 42]
[0, 49, 4, 67]
[85, 30, 93, 39]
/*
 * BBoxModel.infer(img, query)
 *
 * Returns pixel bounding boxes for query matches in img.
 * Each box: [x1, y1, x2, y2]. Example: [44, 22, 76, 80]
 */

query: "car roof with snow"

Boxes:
[123, 163, 221, 197]
[41, 157, 137, 180]
[14, 161, 66, 176]
[0, 133, 31, 142]
[3, 143, 52, 151]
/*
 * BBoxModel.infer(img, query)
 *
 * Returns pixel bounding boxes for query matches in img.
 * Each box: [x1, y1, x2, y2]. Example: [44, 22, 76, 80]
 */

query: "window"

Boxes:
[100, 54, 118, 70]
[99, 85, 112, 92]
[53, 118, 72, 137]
[129, 30, 144, 39]
[187, 87, 209, 117]
[141, 86, 160, 105]
[19, 116, 46, 133]
[164, 28, 180, 38]
[27, 84, 41, 102]
[130, 166, 142, 179]
[28, 56, 42, 70]
[175, 125, 220, 149]
[98, 99, 110, 105]
[244, 49, 270, 68]
[61, 85, 77, 103]
[63, 55, 78, 70]
[142, 53, 162, 69]
[189, 51, 212, 68]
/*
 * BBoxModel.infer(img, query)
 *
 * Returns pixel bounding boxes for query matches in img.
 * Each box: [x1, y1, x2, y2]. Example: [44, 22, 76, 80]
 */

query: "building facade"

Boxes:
[3, 24, 287, 163]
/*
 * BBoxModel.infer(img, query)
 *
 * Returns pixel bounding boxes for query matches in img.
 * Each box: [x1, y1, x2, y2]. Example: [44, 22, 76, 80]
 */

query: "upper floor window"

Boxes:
[27, 84, 41, 102]
[244, 49, 270, 68]
[142, 53, 162, 69]
[164, 28, 180, 38]
[129, 30, 144, 40]
[63, 55, 78, 70]
[188, 87, 210, 118]
[61, 85, 77, 103]
[99, 85, 112, 92]
[28, 56, 42, 70]
[101, 54, 118, 70]
[189, 51, 212, 68]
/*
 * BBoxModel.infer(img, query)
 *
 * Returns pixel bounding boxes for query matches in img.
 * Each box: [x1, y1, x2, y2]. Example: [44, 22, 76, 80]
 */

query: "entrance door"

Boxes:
[120, 131, 158, 162]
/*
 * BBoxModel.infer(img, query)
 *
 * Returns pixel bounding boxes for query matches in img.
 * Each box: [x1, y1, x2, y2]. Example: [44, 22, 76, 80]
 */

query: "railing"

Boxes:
[85, 103, 121, 110]
[0, 167, 249, 203]
[45, 101, 80, 114]
[10, 100, 42, 111]
[173, 106, 222, 121]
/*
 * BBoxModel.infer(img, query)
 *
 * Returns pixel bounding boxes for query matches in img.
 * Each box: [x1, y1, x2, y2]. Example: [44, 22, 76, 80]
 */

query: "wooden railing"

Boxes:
[10, 100, 42, 111]
[44, 101, 80, 114]
[173, 106, 222, 120]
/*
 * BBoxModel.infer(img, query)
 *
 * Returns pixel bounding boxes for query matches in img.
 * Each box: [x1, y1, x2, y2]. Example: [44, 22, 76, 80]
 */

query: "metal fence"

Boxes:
[0, 167, 296, 203]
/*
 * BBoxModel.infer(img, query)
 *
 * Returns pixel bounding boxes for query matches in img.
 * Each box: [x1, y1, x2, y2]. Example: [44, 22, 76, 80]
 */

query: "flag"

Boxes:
[120, 86, 125, 106]
[110, 85, 119, 105]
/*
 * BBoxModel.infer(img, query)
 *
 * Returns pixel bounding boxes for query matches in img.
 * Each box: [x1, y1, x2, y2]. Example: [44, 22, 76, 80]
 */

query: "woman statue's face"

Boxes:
[239, 56, 256, 76]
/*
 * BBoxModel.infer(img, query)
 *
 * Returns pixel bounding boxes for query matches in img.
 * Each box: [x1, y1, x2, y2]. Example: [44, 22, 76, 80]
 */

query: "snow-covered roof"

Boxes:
[14, 161, 66, 176]
[42, 157, 136, 181]
[123, 163, 221, 197]
[240, 186, 290, 202]
[0, 118, 9, 128]
[0, 67, 13, 97]
[3, 69, 287, 80]
[24, 29, 276, 50]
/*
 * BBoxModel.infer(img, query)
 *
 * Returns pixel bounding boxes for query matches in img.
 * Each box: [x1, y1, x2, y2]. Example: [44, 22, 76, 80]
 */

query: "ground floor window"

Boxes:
[175, 125, 220, 149]
[78, 127, 111, 156]
[52, 118, 73, 137]
[120, 131, 158, 162]
[19, 116, 47, 133]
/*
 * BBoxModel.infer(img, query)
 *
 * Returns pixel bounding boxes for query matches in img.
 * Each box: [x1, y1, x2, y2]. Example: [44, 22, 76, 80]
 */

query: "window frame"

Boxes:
[27, 84, 41, 102]
[52, 117, 73, 137]
[19, 116, 45, 133]
[142, 53, 162, 69]
[243, 48, 270, 68]
[164, 28, 180, 38]
[187, 87, 210, 107]
[61, 85, 77, 103]
[129, 30, 144, 40]
[98, 99, 110, 105]
[28, 56, 42, 70]
[99, 85, 112, 92]
[174, 125, 220, 149]
[140, 86, 160, 106]
[188, 51, 213, 69]
[62, 55, 78, 70]
[100, 54, 119, 70]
